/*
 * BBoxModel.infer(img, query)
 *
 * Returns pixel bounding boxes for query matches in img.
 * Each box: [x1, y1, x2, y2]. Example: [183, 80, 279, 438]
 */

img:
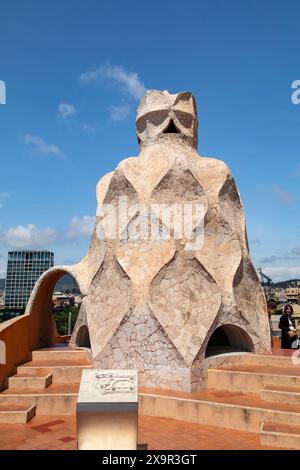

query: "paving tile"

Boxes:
[59, 436, 75, 443]
[0, 414, 280, 450]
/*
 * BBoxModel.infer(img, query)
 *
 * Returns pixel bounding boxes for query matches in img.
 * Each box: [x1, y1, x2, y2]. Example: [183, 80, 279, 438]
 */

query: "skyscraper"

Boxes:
[4, 251, 54, 310]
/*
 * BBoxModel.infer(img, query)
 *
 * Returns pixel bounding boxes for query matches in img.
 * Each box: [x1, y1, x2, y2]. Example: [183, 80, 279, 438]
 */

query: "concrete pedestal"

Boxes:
[77, 369, 138, 450]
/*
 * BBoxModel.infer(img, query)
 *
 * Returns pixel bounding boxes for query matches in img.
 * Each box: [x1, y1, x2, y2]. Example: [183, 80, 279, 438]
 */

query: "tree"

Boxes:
[53, 306, 79, 336]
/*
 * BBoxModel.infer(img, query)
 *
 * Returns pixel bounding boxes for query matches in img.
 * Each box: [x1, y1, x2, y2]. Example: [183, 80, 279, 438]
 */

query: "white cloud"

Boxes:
[0, 216, 95, 251]
[24, 135, 64, 157]
[262, 266, 300, 282]
[272, 186, 294, 204]
[66, 216, 95, 239]
[292, 246, 300, 255]
[109, 103, 130, 122]
[82, 122, 97, 132]
[58, 102, 76, 119]
[0, 192, 10, 209]
[79, 62, 146, 100]
[259, 255, 282, 264]
[0, 224, 57, 249]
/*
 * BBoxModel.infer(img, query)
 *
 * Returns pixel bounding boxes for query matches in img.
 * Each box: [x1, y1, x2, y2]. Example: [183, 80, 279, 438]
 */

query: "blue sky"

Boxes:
[0, 0, 300, 282]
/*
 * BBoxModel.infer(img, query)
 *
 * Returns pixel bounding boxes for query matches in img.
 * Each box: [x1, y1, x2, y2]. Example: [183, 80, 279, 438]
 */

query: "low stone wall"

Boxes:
[201, 352, 250, 389]
[0, 310, 63, 390]
[0, 316, 31, 390]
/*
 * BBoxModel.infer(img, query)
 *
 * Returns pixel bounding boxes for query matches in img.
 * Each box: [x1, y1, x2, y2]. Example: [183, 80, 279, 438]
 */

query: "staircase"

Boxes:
[0, 346, 91, 424]
[260, 421, 300, 449]
[139, 353, 300, 450]
[205, 355, 300, 449]
[2, 347, 300, 449]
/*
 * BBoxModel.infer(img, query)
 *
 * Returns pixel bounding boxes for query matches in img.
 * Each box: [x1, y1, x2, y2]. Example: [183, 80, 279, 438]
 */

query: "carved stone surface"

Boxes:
[78, 369, 138, 403]
[92, 372, 136, 395]
[28, 89, 271, 392]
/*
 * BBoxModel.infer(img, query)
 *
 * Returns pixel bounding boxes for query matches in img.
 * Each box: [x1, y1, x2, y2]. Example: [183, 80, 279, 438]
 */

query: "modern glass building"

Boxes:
[4, 251, 54, 310]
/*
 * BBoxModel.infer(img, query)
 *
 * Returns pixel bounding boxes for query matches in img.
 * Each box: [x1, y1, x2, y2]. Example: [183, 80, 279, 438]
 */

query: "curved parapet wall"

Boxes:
[24, 265, 86, 350]
[0, 265, 87, 389]
[0, 316, 30, 390]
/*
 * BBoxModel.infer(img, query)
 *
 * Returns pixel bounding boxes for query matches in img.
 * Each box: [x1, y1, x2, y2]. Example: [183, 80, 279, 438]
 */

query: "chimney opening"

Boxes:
[163, 119, 180, 134]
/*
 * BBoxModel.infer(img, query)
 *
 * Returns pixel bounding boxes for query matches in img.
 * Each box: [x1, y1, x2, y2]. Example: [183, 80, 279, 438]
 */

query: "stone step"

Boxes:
[0, 383, 79, 415]
[261, 385, 300, 404]
[31, 348, 89, 362]
[208, 364, 300, 393]
[0, 404, 35, 424]
[260, 421, 300, 449]
[18, 361, 91, 383]
[139, 388, 300, 433]
[8, 373, 52, 389]
[246, 353, 300, 367]
[207, 352, 300, 368]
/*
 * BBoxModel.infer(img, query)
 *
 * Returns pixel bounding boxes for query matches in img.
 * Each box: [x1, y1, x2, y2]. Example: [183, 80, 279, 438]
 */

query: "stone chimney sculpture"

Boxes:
[27, 90, 271, 392]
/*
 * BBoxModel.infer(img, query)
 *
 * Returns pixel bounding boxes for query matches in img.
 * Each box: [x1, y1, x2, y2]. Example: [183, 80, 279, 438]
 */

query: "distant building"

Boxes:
[52, 292, 75, 310]
[285, 286, 300, 304]
[4, 251, 54, 310]
[52, 291, 83, 310]
[74, 295, 83, 307]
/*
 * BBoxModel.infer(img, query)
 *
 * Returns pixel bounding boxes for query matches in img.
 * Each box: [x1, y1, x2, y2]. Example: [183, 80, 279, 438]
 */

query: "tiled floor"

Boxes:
[0, 346, 291, 450]
[0, 415, 278, 450]
[271, 347, 295, 356]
